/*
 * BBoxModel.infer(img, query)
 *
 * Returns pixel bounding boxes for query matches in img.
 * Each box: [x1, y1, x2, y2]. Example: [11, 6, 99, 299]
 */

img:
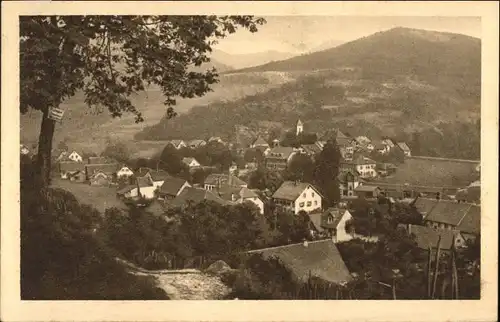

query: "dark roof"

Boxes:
[204, 173, 247, 187]
[338, 171, 360, 183]
[266, 147, 295, 160]
[136, 176, 154, 187]
[215, 186, 260, 202]
[59, 161, 86, 172]
[413, 198, 438, 216]
[402, 224, 458, 250]
[169, 187, 230, 207]
[414, 198, 480, 235]
[182, 157, 199, 165]
[272, 181, 321, 201]
[159, 177, 189, 196]
[424, 200, 473, 226]
[85, 163, 119, 175]
[247, 240, 352, 285]
[309, 208, 350, 232]
[135, 167, 153, 177]
[396, 142, 411, 152]
[336, 136, 355, 147]
[354, 185, 379, 192]
[252, 136, 270, 147]
[301, 144, 322, 155]
[149, 170, 170, 182]
[456, 205, 480, 235]
[377, 156, 479, 188]
[116, 185, 136, 195]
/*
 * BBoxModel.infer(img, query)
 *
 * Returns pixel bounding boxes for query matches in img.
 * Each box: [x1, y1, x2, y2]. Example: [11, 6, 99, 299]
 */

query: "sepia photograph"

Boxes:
[1, 1, 498, 322]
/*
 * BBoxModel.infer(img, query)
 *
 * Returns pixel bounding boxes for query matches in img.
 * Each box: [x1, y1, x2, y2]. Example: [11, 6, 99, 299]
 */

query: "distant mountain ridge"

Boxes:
[233, 27, 480, 78]
[212, 49, 295, 70]
[137, 27, 480, 145]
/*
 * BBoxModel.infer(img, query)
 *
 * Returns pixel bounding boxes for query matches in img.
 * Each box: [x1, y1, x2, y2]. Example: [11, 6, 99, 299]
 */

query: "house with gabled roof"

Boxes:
[182, 157, 201, 169]
[411, 197, 480, 240]
[308, 208, 354, 242]
[67, 151, 83, 163]
[354, 185, 381, 199]
[158, 176, 191, 201]
[341, 155, 377, 178]
[299, 144, 322, 158]
[188, 139, 207, 149]
[116, 175, 157, 200]
[204, 173, 247, 191]
[246, 239, 352, 285]
[168, 186, 230, 208]
[250, 136, 270, 149]
[116, 166, 135, 178]
[396, 142, 411, 156]
[265, 146, 296, 172]
[20, 144, 30, 155]
[85, 163, 119, 181]
[167, 140, 187, 150]
[398, 224, 467, 254]
[272, 181, 322, 215]
[138, 169, 170, 189]
[89, 171, 113, 186]
[338, 170, 361, 198]
[59, 161, 86, 180]
[382, 138, 395, 150]
[215, 186, 264, 214]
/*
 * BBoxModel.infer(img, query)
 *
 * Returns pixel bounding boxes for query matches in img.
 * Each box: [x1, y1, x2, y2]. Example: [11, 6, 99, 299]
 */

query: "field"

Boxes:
[51, 178, 127, 213]
[20, 72, 295, 155]
[377, 156, 480, 188]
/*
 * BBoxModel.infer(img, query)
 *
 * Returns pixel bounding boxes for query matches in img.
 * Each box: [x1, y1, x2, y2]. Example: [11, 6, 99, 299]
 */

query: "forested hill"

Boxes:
[136, 28, 481, 159]
[233, 27, 480, 81]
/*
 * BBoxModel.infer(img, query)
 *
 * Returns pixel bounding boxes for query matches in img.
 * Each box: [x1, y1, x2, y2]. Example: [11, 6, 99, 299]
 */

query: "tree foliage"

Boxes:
[20, 15, 265, 185]
[313, 139, 341, 207]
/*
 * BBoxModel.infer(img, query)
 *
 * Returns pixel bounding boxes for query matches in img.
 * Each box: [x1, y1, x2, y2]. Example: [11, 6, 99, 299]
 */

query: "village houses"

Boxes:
[204, 173, 248, 191]
[158, 177, 191, 201]
[341, 155, 378, 178]
[188, 139, 206, 149]
[308, 207, 354, 242]
[67, 151, 84, 163]
[116, 166, 135, 178]
[272, 181, 322, 215]
[398, 224, 467, 254]
[265, 146, 296, 172]
[396, 142, 412, 157]
[215, 186, 265, 215]
[182, 157, 201, 169]
[338, 170, 362, 198]
[117, 176, 158, 200]
[20, 144, 30, 155]
[168, 140, 187, 150]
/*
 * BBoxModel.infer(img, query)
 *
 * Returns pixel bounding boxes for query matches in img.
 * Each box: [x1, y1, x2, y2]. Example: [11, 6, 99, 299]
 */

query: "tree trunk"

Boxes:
[36, 108, 56, 187]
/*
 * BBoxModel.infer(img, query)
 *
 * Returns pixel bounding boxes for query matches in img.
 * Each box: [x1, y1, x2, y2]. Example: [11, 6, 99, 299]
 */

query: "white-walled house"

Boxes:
[338, 171, 361, 198]
[116, 166, 135, 178]
[272, 181, 322, 215]
[308, 208, 354, 242]
[182, 157, 201, 168]
[168, 140, 187, 150]
[216, 186, 265, 215]
[116, 176, 158, 200]
[341, 155, 377, 178]
[20, 144, 30, 155]
[68, 151, 83, 163]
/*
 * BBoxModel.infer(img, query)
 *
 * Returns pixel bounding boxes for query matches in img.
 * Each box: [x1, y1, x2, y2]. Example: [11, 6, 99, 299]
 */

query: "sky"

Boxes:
[214, 16, 481, 55]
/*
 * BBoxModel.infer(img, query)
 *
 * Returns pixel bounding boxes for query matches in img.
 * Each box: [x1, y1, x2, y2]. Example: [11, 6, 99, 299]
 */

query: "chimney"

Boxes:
[303, 240, 308, 247]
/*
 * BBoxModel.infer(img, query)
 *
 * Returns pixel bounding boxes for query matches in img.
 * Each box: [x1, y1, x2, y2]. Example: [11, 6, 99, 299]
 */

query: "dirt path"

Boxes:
[118, 258, 231, 300]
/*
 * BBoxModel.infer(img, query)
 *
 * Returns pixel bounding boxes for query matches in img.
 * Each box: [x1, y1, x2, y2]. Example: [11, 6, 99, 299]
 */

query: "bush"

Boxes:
[20, 160, 169, 300]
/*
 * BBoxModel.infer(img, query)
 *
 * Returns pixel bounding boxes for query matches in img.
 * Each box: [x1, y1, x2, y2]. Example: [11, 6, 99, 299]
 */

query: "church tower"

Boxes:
[296, 119, 303, 136]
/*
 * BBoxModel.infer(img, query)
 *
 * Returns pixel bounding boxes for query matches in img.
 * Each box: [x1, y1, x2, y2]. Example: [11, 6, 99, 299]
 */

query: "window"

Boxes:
[303, 193, 306, 198]
[299, 202, 305, 207]
[312, 192, 315, 197]
[307, 201, 312, 207]
[314, 200, 318, 206]
[327, 216, 333, 224]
